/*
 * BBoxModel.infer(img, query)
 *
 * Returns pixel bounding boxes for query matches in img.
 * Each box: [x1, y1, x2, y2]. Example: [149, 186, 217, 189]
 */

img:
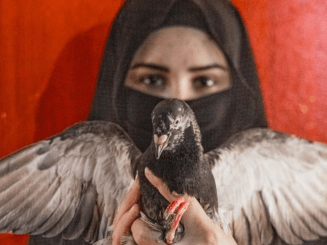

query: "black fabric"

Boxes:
[88, 0, 267, 153]
[30, 0, 267, 244]
[125, 87, 234, 153]
[125, 88, 163, 152]
[160, 0, 209, 32]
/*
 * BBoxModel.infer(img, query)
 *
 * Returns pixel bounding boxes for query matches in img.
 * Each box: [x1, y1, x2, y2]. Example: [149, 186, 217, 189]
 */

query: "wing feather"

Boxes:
[279, 186, 317, 240]
[62, 183, 97, 240]
[253, 192, 274, 244]
[232, 208, 251, 244]
[17, 177, 64, 234]
[247, 192, 272, 244]
[0, 143, 45, 177]
[31, 178, 77, 236]
[83, 204, 101, 243]
[10, 177, 61, 233]
[208, 128, 327, 244]
[42, 192, 78, 238]
[0, 171, 43, 218]
[20, 176, 66, 234]
[266, 189, 303, 244]
[0, 121, 141, 243]
[0, 171, 55, 230]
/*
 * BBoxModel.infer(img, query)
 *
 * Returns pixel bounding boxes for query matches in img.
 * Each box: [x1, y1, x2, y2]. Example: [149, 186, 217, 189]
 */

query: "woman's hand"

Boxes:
[112, 169, 237, 245]
[111, 178, 141, 245]
[132, 167, 238, 245]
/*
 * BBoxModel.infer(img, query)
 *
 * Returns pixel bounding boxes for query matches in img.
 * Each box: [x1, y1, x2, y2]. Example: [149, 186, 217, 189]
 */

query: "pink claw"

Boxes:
[172, 202, 189, 229]
[164, 198, 189, 244]
[164, 196, 185, 220]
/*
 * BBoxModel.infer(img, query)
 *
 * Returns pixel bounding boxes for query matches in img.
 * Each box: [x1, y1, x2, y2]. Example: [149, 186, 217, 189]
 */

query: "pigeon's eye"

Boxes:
[193, 76, 216, 88]
[175, 119, 179, 125]
[141, 75, 165, 88]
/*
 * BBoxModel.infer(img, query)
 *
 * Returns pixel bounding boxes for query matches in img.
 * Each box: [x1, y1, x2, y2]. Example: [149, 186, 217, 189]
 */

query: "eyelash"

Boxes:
[139, 75, 166, 88]
[139, 75, 218, 89]
[193, 76, 217, 88]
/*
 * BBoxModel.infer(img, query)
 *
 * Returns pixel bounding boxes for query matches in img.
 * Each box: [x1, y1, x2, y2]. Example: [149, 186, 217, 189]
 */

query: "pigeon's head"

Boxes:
[151, 99, 196, 159]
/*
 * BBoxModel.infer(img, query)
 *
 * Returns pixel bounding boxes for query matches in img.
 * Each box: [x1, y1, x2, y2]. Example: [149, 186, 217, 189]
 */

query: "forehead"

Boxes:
[131, 26, 228, 68]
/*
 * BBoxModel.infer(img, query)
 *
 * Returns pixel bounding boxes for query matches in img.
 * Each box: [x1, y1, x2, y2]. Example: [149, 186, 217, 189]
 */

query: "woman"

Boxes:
[88, 0, 266, 152]
[29, 0, 266, 244]
[90, 0, 267, 244]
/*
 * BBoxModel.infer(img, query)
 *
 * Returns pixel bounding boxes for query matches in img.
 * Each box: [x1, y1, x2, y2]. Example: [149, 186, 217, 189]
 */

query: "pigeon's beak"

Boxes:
[154, 134, 169, 159]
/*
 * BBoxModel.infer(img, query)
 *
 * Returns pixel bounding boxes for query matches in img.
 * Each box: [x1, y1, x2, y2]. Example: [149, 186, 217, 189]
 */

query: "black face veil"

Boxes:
[88, 0, 267, 152]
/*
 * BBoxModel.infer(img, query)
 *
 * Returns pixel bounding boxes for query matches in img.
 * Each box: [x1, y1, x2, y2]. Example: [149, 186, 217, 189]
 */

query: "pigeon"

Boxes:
[135, 99, 219, 244]
[0, 99, 327, 245]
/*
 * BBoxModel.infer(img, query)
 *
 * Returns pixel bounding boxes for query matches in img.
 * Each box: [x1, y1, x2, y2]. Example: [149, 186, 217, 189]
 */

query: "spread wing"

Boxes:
[205, 128, 327, 245]
[0, 121, 141, 243]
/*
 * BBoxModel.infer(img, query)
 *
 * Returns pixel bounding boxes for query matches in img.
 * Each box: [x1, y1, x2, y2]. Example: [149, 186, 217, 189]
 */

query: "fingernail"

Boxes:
[131, 203, 137, 211]
[131, 204, 140, 214]
[145, 167, 151, 175]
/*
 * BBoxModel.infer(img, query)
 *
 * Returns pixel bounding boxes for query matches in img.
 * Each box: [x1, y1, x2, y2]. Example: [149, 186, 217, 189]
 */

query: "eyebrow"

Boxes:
[131, 63, 169, 72]
[130, 62, 228, 72]
[188, 64, 228, 72]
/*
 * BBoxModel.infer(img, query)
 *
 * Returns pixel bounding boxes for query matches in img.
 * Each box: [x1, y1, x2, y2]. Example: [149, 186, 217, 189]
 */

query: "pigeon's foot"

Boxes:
[163, 197, 189, 244]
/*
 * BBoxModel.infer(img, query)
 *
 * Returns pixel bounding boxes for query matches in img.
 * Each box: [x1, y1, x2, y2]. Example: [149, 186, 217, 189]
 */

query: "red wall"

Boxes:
[1, 0, 327, 244]
[232, 0, 327, 141]
[0, 0, 124, 243]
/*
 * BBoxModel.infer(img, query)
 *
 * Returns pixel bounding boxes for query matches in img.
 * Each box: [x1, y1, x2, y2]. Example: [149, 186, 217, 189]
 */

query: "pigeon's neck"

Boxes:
[145, 125, 206, 196]
[177, 125, 203, 156]
[150, 125, 203, 178]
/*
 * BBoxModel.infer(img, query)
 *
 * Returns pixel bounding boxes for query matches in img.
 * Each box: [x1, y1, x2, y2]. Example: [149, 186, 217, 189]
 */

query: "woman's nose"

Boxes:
[170, 76, 193, 100]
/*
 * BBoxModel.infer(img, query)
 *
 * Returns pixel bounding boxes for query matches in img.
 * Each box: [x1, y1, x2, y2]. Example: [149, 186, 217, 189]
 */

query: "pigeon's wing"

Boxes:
[0, 121, 141, 243]
[205, 128, 327, 245]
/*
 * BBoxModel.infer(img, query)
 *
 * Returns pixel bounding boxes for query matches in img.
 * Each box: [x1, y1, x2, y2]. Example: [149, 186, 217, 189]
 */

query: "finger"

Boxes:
[145, 167, 177, 202]
[113, 178, 141, 228]
[131, 218, 166, 245]
[112, 204, 140, 245]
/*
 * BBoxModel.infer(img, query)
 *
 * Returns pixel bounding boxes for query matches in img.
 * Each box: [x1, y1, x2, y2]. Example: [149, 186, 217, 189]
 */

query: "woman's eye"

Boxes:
[193, 76, 215, 88]
[141, 75, 165, 87]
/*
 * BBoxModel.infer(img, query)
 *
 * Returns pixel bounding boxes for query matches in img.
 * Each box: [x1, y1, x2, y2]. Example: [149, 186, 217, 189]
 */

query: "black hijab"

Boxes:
[89, 0, 267, 152]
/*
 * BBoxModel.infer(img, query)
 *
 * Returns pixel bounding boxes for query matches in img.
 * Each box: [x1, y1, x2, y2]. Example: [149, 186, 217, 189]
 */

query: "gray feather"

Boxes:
[62, 184, 97, 240]
[209, 128, 327, 245]
[36, 148, 61, 170]
[0, 171, 42, 218]
[30, 182, 75, 235]
[0, 121, 140, 243]
[0, 143, 44, 177]
[42, 198, 78, 237]
[0, 171, 55, 231]
[11, 177, 61, 233]
[19, 177, 64, 233]
[82, 205, 100, 243]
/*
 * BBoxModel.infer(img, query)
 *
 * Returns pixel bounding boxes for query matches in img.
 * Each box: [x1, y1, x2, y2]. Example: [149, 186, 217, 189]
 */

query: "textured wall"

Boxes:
[1, 0, 327, 244]
[0, 0, 124, 157]
[232, 0, 327, 141]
